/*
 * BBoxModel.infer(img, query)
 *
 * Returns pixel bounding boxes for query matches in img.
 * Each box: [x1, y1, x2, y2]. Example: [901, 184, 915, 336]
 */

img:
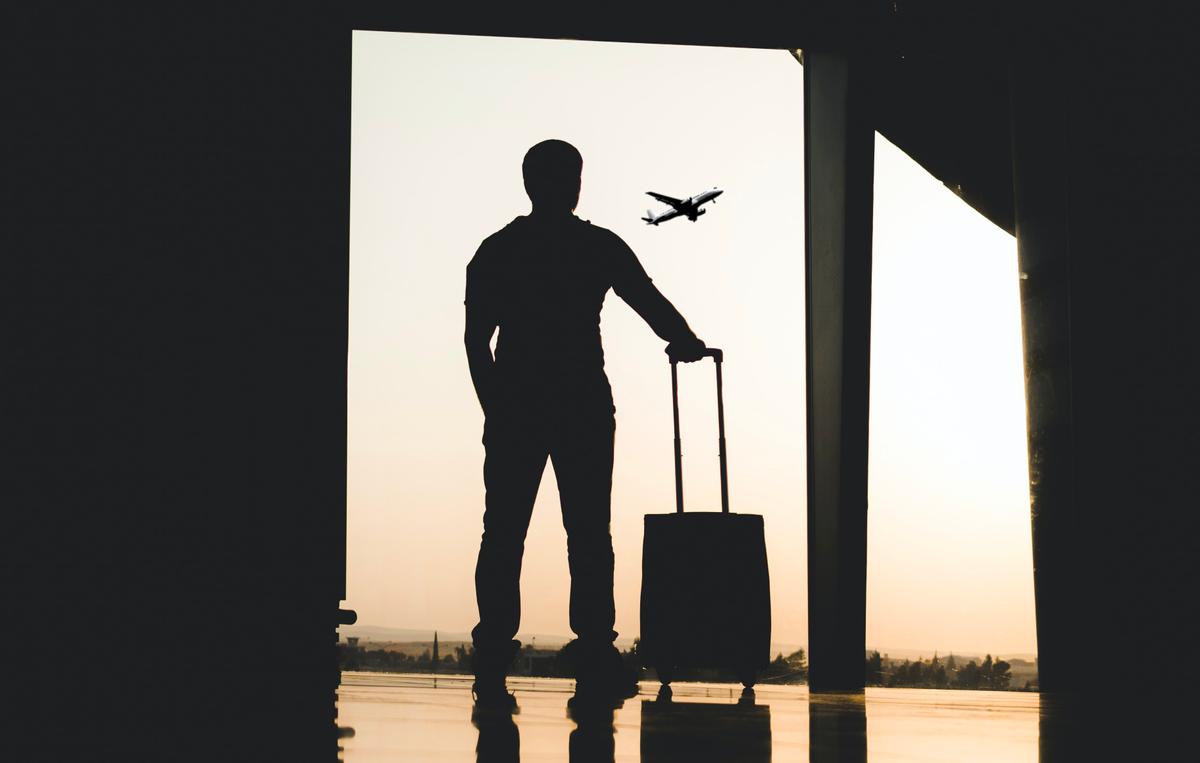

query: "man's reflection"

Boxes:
[473, 703, 520, 763]
[641, 687, 771, 762]
[808, 692, 866, 763]
[568, 696, 621, 763]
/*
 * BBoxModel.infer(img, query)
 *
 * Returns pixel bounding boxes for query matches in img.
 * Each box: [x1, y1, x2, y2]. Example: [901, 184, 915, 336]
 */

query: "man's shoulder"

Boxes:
[575, 217, 619, 239]
[469, 217, 526, 269]
[479, 216, 527, 246]
[572, 218, 634, 257]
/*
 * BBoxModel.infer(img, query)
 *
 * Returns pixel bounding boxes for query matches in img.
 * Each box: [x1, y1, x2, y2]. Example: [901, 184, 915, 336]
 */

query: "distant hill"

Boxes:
[339, 626, 1033, 665]
[343, 624, 808, 657]
[866, 646, 1037, 662]
[340, 624, 576, 649]
[340, 625, 473, 643]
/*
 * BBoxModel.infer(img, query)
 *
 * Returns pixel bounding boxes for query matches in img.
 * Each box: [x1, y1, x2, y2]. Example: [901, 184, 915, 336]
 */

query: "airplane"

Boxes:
[641, 187, 724, 225]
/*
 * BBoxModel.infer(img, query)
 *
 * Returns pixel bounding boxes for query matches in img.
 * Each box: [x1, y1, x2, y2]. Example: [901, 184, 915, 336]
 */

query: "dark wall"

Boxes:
[9, 4, 350, 756]
[1012, 15, 1200, 695]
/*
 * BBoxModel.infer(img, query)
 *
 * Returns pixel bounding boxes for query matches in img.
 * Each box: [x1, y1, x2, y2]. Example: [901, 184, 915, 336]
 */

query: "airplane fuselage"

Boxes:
[643, 187, 724, 225]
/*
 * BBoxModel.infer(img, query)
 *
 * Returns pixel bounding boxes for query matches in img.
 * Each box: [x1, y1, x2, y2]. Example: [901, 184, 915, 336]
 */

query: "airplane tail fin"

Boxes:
[642, 209, 655, 224]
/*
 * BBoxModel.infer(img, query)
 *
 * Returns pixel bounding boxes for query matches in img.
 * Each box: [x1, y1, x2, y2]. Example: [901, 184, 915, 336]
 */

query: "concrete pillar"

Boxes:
[803, 50, 874, 693]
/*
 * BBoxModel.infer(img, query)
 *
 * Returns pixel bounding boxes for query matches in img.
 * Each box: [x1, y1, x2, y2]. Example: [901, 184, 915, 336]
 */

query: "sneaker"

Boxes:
[569, 641, 639, 701]
[471, 639, 521, 712]
[471, 678, 517, 713]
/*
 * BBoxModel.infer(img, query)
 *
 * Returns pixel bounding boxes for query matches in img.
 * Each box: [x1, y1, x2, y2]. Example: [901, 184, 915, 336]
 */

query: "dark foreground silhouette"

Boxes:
[465, 139, 706, 702]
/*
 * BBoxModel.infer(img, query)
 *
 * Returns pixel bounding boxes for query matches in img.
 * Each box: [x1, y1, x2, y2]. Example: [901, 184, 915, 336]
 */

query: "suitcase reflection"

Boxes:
[640, 689, 772, 763]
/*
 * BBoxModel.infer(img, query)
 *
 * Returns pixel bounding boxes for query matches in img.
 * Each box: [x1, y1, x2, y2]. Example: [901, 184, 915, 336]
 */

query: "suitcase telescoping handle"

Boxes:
[670, 347, 729, 514]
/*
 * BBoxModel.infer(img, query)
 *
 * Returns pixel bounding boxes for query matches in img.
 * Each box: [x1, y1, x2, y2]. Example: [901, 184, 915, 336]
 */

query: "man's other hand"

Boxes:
[666, 336, 707, 363]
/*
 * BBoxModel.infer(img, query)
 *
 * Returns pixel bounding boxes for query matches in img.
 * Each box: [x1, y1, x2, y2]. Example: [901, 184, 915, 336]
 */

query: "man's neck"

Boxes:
[529, 206, 576, 221]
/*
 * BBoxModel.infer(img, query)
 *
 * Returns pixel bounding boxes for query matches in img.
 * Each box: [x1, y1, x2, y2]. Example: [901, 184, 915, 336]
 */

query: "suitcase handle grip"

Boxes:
[670, 348, 729, 514]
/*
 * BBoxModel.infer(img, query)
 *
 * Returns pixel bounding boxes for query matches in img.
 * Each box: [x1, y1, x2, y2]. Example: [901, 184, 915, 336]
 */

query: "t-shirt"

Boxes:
[465, 214, 694, 396]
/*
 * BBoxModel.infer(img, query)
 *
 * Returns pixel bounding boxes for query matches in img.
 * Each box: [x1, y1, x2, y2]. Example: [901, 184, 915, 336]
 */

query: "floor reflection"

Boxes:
[567, 696, 621, 763]
[338, 673, 1041, 762]
[640, 686, 772, 763]
[809, 693, 866, 763]
[472, 704, 520, 763]
[1037, 693, 1186, 762]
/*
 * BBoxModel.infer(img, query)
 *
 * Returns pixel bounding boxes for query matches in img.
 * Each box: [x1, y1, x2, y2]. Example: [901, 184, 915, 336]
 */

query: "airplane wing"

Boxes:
[646, 191, 684, 208]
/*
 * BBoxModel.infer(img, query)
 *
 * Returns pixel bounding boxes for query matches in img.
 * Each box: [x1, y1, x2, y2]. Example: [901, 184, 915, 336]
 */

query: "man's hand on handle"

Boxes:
[666, 335, 708, 363]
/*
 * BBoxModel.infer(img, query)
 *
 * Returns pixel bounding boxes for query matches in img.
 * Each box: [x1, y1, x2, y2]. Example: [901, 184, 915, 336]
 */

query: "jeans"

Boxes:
[471, 393, 617, 654]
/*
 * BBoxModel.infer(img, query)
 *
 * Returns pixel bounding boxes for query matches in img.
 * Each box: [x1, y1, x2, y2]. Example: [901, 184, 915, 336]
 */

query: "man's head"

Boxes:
[523, 139, 582, 213]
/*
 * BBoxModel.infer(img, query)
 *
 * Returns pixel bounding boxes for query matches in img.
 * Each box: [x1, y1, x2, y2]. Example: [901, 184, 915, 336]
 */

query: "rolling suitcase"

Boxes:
[639, 348, 771, 688]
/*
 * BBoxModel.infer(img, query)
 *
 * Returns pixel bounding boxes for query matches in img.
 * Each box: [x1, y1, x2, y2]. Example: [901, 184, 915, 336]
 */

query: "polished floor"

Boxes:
[336, 672, 1040, 762]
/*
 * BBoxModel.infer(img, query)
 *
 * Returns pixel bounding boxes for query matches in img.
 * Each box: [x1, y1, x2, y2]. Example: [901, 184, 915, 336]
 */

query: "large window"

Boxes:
[347, 30, 1035, 667]
[348, 31, 806, 651]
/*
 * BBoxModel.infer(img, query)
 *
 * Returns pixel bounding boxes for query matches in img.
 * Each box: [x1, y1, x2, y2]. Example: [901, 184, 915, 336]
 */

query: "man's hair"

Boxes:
[522, 139, 582, 209]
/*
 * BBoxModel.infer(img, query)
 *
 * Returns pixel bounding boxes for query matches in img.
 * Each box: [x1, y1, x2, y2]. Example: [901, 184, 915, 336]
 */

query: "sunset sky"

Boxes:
[347, 31, 1036, 656]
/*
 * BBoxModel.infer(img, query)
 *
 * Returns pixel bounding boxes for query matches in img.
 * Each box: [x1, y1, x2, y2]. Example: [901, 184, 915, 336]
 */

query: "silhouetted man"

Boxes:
[465, 139, 706, 707]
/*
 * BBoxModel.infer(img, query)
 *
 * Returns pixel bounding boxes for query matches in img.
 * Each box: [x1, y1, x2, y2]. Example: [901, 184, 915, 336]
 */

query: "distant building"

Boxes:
[520, 649, 559, 677]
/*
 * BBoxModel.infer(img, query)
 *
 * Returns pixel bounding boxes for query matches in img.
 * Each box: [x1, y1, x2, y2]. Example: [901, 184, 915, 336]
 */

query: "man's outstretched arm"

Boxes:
[611, 239, 707, 361]
[464, 258, 499, 415]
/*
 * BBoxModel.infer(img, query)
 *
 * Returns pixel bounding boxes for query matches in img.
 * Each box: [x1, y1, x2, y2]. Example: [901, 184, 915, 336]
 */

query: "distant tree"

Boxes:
[980, 654, 996, 689]
[907, 660, 925, 685]
[785, 648, 808, 680]
[925, 653, 944, 688]
[865, 651, 883, 685]
[761, 652, 790, 681]
[957, 660, 981, 689]
[454, 644, 472, 672]
[946, 654, 957, 672]
[337, 642, 362, 671]
[990, 658, 1012, 690]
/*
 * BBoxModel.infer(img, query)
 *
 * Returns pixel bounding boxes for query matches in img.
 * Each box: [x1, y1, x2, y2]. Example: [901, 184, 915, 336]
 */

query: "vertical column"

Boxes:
[804, 50, 875, 693]
[1009, 53, 1077, 695]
